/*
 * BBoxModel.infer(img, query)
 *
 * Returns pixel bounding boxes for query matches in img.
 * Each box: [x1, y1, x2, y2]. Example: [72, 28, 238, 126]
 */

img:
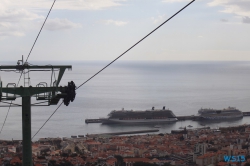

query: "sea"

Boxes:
[1, 60, 250, 140]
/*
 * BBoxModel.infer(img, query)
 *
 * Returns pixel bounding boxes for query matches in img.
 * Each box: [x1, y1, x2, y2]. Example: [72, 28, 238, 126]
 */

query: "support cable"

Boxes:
[25, 0, 57, 63]
[32, 101, 63, 139]
[50, 67, 54, 87]
[31, 0, 195, 139]
[0, 72, 23, 137]
[0, 105, 11, 135]
[0, 101, 22, 106]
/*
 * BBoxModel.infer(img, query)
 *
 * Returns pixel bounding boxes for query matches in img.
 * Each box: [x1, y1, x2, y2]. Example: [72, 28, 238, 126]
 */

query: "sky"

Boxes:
[0, 0, 250, 61]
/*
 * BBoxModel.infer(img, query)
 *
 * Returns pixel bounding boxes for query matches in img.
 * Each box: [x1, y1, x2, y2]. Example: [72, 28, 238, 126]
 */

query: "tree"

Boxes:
[70, 153, 77, 157]
[245, 155, 250, 159]
[114, 155, 124, 166]
[61, 153, 69, 157]
[133, 162, 157, 166]
[242, 145, 249, 149]
[60, 160, 74, 166]
[37, 156, 46, 159]
[209, 140, 214, 145]
[49, 160, 56, 166]
[85, 162, 98, 166]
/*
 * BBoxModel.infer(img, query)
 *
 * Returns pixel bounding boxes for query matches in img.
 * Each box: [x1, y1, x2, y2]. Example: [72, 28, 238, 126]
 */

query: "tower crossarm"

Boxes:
[0, 65, 71, 89]
[0, 65, 72, 70]
[1, 87, 67, 97]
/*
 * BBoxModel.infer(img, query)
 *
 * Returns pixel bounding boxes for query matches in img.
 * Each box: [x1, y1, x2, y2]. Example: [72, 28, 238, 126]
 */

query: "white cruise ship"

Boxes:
[101, 106, 178, 124]
[197, 107, 243, 120]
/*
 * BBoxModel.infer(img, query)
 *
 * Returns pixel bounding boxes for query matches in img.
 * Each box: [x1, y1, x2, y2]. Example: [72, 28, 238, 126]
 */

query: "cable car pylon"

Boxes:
[0, 58, 75, 166]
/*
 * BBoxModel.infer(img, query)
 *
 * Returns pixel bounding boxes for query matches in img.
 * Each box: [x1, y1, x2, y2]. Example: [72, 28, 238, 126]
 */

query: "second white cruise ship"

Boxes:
[197, 106, 243, 120]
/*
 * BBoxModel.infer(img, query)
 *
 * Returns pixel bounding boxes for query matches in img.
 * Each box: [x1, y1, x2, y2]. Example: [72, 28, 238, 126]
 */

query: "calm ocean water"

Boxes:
[1, 61, 250, 140]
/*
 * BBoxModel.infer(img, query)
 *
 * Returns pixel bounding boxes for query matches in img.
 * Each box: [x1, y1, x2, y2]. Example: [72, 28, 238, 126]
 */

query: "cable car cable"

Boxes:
[76, 0, 195, 90]
[31, 0, 195, 139]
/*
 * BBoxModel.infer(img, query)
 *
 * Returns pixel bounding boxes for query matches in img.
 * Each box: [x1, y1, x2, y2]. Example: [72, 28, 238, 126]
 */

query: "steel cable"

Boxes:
[32, 101, 63, 139]
[31, 0, 195, 139]
[76, 0, 195, 90]
[25, 0, 57, 63]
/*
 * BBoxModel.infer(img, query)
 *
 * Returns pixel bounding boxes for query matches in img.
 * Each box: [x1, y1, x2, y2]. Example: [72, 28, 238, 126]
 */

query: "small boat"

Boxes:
[187, 125, 193, 127]
[154, 125, 161, 128]
[179, 127, 184, 129]
[200, 123, 206, 126]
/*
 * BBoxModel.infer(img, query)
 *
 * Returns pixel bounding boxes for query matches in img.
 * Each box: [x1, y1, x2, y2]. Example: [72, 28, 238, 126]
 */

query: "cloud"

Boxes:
[2, 0, 126, 11]
[102, 19, 128, 26]
[0, 32, 24, 37]
[0, 8, 42, 37]
[0, 9, 42, 22]
[0, 1, 82, 37]
[162, 0, 190, 3]
[0, 22, 25, 37]
[220, 18, 228, 22]
[242, 16, 250, 24]
[56, 0, 126, 10]
[151, 15, 166, 24]
[44, 18, 81, 31]
[208, 0, 250, 17]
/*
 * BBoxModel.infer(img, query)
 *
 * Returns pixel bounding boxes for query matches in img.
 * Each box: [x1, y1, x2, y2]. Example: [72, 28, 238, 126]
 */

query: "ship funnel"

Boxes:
[163, 106, 165, 110]
[152, 107, 154, 110]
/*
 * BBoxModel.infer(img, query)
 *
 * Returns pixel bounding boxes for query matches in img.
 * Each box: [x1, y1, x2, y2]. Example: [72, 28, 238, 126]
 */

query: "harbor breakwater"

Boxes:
[85, 129, 160, 137]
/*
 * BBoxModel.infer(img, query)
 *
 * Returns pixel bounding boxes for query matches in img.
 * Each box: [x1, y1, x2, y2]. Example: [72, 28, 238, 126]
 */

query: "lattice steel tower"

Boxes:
[0, 58, 76, 166]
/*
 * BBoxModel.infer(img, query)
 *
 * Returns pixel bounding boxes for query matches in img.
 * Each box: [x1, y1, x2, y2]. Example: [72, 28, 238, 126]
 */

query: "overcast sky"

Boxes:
[0, 0, 249, 61]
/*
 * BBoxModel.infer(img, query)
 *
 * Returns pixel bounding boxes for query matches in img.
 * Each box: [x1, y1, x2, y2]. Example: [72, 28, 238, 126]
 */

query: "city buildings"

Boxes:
[0, 124, 250, 166]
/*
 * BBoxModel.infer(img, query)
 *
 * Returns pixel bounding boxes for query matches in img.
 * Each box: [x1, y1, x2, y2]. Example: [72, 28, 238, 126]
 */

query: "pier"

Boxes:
[85, 119, 103, 123]
[86, 129, 159, 137]
[243, 112, 250, 116]
[171, 127, 210, 134]
[176, 115, 200, 121]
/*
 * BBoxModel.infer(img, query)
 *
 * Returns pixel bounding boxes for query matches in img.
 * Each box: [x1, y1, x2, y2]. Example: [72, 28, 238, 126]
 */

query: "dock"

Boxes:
[176, 115, 200, 121]
[171, 127, 210, 134]
[86, 129, 159, 137]
[243, 112, 250, 116]
[85, 119, 103, 123]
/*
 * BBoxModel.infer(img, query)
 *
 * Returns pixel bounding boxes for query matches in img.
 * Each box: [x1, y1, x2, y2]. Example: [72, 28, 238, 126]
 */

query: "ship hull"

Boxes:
[199, 114, 243, 120]
[101, 118, 178, 124]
